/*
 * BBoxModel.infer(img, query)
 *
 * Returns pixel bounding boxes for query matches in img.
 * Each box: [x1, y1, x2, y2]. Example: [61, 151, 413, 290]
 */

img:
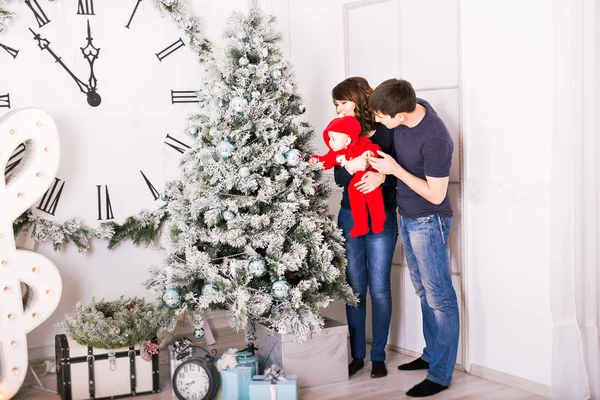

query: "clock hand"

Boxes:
[80, 19, 101, 107]
[29, 28, 100, 107]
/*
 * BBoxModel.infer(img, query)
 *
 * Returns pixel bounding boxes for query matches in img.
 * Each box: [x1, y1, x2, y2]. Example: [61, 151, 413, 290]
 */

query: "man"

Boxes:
[366, 79, 459, 398]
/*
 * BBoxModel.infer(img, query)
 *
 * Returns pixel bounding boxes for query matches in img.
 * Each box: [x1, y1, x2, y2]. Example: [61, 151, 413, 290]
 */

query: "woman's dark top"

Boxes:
[334, 124, 397, 210]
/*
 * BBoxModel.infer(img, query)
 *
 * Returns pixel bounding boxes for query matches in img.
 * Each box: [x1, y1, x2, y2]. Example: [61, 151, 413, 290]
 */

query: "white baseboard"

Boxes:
[470, 363, 551, 398]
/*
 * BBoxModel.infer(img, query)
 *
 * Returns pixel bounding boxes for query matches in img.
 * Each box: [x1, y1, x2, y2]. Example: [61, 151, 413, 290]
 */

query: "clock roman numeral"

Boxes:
[4, 143, 25, 176]
[125, 0, 142, 29]
[171, 90, 199, 104]
[36, 177, 65, 216]
[0, 42, 19, 59]
[24, 0, 51, 28]
[77, 0, 95, 15]
[164, 134, 191, 154]
[0, 93, 10, 109]
[96, 184, 114, 220]
[140, 170, 160, 201]
[156, 38, 185, 62]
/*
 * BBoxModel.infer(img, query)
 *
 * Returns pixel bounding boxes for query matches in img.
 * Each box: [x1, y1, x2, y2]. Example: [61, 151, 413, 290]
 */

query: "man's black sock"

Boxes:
[371, 360, 387, 378]
[398, 357, 430, 371]
[406, 379, 448, 397]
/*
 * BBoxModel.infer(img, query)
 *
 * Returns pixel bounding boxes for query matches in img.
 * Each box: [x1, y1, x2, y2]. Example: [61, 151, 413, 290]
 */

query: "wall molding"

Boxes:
[470, 364, 551, 398]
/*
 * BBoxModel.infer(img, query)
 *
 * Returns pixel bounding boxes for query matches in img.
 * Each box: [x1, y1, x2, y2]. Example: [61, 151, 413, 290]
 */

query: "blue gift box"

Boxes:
[249, 374, 299, 400]
[218, 365, 254, 400]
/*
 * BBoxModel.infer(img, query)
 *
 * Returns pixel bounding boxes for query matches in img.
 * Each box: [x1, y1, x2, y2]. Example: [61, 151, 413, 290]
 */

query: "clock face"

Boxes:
[173, 360, 211, 400]
[0, 0, 203, 227]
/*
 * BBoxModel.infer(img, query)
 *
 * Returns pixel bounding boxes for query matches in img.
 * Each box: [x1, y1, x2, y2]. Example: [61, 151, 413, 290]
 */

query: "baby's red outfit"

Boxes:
[312, 116, 386, 237]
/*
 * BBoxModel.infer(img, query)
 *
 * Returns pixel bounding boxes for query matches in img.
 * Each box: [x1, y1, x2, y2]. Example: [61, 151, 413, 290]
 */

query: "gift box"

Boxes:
[249, 374, 298, 400]
[55, 334, 159, 400]
[218, 364, 253, 400]
[256, 316, 349, 388]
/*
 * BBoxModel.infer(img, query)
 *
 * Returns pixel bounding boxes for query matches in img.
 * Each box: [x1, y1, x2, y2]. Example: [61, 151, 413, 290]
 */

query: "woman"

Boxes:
[332, 77, 398, 378]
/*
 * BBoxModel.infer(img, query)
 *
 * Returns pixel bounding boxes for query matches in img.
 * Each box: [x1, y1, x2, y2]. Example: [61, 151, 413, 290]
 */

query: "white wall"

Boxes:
[462, 0, 553, 388]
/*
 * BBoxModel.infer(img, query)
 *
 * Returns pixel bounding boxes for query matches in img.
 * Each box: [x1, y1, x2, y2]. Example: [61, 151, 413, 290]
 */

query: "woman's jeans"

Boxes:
[400, 214, 459, 386]
[338, 207, 398, 362]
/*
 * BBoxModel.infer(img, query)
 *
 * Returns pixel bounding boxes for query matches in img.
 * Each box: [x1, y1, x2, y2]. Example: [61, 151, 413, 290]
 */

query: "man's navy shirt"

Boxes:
[394, 98, 453, 219]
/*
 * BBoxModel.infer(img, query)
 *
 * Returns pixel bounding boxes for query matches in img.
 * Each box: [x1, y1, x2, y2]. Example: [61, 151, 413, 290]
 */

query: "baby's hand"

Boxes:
[362, 151, 374, 159]
[308, 157, 318, 167]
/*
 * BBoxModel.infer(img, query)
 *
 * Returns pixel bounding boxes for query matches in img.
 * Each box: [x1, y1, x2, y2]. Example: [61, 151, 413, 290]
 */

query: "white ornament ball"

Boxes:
[270, 69, 282, 79]
[162, 288, 181, 308]
[285, 149, 301, 167]
[238, 56, 249, 66]
[184, 20, 194, 30]
[223, 210, 235, 221]
[239, 167, 251, 177]
[236, 31, 247, 40]
[202, 283, 219, 296]
[193, 328, 205, 339]
[247, 258, 266, 278]
[216, 140, 235, 160]
[271, 280, 290, 300]
[251, 91, 261, 100]
[298, 104, 307, 114]
[231, 96, 248, 115]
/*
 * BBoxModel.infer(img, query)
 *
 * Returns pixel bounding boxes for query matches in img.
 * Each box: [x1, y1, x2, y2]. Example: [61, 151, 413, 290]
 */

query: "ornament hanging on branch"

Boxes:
[247, 258, 266, 278]
[216, 140, 235, 160]
[162, 288, 181, 308]
[271, 280, 290, 300]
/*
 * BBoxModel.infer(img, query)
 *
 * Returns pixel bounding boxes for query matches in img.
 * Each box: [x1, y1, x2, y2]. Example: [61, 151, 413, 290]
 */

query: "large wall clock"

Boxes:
[0, 0, 205, 228]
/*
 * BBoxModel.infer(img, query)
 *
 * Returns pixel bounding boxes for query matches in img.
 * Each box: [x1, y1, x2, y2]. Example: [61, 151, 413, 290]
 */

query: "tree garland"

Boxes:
[13, 207, 168, 252]
[2, 0, 210, 250]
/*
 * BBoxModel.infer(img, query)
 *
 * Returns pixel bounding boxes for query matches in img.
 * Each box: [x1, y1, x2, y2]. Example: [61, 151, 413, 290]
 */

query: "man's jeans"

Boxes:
[338, 207, 398, 362]
[400, 214, 459, 386]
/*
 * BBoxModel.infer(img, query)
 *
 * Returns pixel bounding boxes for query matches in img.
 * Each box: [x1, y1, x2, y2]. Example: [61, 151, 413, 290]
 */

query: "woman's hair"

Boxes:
[331, 77, 377, 135]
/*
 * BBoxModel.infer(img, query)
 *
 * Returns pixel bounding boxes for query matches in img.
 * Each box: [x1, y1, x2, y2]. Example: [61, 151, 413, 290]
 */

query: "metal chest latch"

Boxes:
[108, 351, 117, 371]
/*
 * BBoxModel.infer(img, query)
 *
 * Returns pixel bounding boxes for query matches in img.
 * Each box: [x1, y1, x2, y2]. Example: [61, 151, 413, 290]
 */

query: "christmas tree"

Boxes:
[146, 1, 356, 346]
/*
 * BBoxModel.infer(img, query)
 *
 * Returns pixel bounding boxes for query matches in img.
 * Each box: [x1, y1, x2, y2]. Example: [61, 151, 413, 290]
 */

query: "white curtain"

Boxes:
[550, 0, 600, 399]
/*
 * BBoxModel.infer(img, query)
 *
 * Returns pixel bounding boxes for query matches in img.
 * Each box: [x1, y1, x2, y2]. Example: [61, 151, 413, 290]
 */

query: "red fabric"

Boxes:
[312, 133, 386, 237]
[322, 116, 362, 145]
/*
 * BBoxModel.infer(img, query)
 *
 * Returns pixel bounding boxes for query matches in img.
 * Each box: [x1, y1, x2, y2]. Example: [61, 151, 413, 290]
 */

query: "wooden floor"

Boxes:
[15, 332, 545, 400]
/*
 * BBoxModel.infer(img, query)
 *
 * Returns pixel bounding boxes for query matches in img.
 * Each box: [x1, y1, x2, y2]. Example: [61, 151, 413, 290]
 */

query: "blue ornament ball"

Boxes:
[231, 96, 248, 115]
[202, 283, 219, 296]
[247, 258, 266, 278]
[187, 125, 199, 136]
[184, 20, 194, 30]
[271, 280, 290, 300]
[162, 288, 181, 308]
[216, 140, 235, 160]
[193, 328, 205, 339]
[285, 149, 301, 167]
[238, 56, 249, 66]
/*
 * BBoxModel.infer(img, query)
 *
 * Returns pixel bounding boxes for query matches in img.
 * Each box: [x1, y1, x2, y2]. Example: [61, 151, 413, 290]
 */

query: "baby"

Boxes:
[309, 116, 386, 237]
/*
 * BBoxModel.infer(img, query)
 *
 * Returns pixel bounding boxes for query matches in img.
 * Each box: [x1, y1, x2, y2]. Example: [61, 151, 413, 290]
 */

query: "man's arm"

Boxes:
[368, 151, 449, 205]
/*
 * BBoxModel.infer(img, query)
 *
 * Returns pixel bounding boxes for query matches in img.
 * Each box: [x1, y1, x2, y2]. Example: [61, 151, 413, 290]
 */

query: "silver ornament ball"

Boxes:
[285, 149, 301, 167]
[298, 104, 307, 114]
[184, 20, 194, 30]
[187, 125, 199, 136]
[271, 280, 290, 300]
[216, 140, 235, 160]
[230, 96, 248, 115]
[162, 288, 181, 308]
[202, 283, 219, 296]
[247, 258, 266, 278]
[193, 328, 205, 339]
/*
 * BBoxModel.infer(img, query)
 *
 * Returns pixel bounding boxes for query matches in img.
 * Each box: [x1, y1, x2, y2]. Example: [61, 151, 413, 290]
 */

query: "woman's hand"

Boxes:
[344, 157, 368, 174]
[355, 171, 385, 194]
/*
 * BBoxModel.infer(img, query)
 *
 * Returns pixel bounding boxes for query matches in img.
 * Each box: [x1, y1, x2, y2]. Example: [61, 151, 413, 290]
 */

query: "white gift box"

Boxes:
[55, 334, 160, 400]
[256, 316, 349, 388]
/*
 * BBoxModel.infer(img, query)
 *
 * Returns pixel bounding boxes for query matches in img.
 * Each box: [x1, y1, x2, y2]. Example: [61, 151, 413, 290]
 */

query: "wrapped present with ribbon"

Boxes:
[249, 364, 299, 400]
[216, 348, 256, 400]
